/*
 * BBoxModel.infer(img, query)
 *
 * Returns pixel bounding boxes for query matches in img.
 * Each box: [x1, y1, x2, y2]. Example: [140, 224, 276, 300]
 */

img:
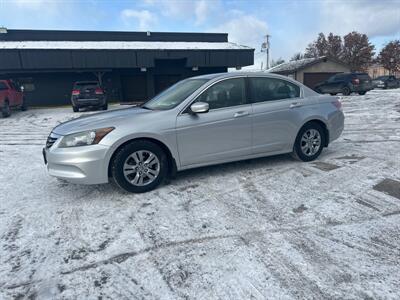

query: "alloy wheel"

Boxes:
[123, 150, 160, 186]
[300, 129, 321, 156]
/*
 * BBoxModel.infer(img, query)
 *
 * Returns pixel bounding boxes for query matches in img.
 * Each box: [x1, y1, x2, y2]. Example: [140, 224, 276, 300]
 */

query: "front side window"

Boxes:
[249, 77, 300, 103]
[196, 78, 246, 109]
[143, 79, 208, 110]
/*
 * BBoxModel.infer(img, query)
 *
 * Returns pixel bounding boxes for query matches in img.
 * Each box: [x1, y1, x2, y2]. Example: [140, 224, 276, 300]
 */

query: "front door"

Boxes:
[176, 77, 252, 167]
[248, 77, 303, 153]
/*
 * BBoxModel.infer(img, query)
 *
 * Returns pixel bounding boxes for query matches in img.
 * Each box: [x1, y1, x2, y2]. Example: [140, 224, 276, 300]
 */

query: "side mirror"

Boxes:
[190, 102, 209, 114]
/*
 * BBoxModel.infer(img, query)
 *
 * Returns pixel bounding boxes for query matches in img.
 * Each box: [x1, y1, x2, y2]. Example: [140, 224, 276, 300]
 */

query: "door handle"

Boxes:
[289, 102, 302, 109]
[234, 111, 249, 118]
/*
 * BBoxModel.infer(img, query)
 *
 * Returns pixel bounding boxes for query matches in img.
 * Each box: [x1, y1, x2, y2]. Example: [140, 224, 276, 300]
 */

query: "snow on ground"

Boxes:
[1, 89, 400, 299]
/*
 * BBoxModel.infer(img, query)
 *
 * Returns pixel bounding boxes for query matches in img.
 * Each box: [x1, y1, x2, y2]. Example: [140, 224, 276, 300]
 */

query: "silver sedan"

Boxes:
[43, 73, 344, 193]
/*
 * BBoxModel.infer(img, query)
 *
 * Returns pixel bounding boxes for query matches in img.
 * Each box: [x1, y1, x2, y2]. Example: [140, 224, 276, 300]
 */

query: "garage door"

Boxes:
[303, 72, 339, 90]
[121, 75, 147, 102]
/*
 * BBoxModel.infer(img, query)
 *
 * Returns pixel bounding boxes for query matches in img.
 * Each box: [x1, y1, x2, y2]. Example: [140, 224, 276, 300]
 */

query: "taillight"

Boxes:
[332, 98, 342, 110]
[352, 78, 360, 85]
[95, 88, 103, 95]
[72, 89, 80, 96]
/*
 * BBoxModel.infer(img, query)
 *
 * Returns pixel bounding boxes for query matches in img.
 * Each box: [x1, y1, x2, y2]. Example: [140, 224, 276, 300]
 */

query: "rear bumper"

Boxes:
[72, 96, 106, 107]
[44, 144, 110, 184]
[328, 110, 344, 143]
[351, 84, 373, 92]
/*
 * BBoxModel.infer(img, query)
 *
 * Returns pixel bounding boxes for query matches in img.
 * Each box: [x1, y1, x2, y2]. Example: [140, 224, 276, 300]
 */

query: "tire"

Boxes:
[72, 105, 79, 112]
[2, 101, 11, 118]
[292, 122, 326, 162]
[341, 86, 351, 96]
[20, 97, 28, 111]
[358, 91, 367, 95]
[111, 140, 168, 193]
[330, 93, 337, 96]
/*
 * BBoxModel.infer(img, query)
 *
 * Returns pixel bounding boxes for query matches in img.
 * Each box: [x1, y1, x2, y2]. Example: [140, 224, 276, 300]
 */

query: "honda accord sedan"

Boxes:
[43, 73, 344, 193]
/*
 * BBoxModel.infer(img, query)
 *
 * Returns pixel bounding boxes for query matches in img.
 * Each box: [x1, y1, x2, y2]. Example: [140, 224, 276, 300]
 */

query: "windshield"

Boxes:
[143, 79, 208, 110]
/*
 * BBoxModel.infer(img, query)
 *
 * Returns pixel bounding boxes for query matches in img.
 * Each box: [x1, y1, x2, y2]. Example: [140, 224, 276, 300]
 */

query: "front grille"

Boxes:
[46, 133, 61, 149]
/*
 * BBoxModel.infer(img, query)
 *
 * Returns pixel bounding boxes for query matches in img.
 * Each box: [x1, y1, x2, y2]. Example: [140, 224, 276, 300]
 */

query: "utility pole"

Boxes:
[261, 34, 271, 70]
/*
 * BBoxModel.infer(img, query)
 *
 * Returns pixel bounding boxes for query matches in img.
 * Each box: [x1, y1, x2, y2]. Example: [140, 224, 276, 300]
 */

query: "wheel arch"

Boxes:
[107, 137, 178, 179]
[297, 118, 330, 147]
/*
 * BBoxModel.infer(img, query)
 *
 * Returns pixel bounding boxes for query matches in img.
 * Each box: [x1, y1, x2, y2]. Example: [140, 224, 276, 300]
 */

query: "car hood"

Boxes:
[52, 107, 150, 135]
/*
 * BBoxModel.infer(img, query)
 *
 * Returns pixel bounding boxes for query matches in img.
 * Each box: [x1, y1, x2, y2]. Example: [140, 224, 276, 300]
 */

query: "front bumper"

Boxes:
[43, 143, 110, 184]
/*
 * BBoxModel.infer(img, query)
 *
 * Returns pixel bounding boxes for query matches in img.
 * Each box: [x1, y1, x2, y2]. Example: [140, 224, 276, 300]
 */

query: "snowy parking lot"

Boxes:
[1, 89, 400, 299]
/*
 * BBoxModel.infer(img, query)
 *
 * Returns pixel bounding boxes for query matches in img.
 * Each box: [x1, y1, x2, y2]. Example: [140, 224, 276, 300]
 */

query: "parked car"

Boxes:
[0, 79, 27, 117]
[71, 81, 107, 112]
[314, 72, 373, 96]
[372, 75, 399, 89]
[43, 73, 344, 193]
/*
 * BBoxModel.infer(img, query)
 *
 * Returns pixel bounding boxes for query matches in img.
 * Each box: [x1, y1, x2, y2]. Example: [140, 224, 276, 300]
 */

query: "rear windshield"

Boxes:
[376, 76, 388, 80]
[74, 82, 99, 88]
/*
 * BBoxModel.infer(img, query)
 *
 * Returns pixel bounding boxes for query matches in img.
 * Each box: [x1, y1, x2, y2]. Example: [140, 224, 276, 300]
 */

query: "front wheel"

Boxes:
[292, 123, 325, 162]
[111, 140, 168, 193]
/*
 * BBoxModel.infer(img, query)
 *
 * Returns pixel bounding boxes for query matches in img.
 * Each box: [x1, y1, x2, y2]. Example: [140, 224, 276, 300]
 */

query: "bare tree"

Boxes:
[270, 58, 285, 67]
[378, 40, 400, 74]
[326, 33, 342, 60]
[290, 53, 304, 61]
[304, 33, 327, 58]
[341, 31, 375, 72]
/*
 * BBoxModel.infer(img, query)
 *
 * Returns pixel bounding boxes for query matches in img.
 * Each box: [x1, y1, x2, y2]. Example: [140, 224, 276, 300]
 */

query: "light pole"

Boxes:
[261, 34, 270, 70]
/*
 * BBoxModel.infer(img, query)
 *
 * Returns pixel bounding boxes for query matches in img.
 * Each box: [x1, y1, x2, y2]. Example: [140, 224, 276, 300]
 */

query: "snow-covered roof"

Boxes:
[267, 56, 327, 73]
[0, 41, 252, 50]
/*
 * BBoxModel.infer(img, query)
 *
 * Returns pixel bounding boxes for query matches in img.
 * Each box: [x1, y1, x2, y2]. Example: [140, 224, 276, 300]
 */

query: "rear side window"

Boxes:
[196, 78, 246, 109]
[0, 82, 8, 90]
[249, 77, 300, 103]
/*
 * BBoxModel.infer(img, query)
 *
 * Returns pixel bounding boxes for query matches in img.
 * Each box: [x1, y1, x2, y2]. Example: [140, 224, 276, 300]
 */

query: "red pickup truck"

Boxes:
[0, 79, 26, 117]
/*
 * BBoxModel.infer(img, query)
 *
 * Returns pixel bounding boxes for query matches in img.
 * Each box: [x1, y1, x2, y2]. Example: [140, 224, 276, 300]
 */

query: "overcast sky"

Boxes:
[0, 0, 399, 67]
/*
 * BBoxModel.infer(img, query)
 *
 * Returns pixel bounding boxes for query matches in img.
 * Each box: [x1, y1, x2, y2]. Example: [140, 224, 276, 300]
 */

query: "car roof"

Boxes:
[190, 71, 299, 81]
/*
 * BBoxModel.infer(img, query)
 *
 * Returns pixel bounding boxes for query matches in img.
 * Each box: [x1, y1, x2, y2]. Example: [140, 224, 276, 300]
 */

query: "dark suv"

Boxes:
[372, 75, 399, 89]
[71, 81, 107, 112]
[315, 73, 373, 96]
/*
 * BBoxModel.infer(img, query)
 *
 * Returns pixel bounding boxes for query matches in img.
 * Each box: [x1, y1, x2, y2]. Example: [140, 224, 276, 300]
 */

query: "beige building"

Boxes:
[368, 63, 400, 79]
[268, 56, 350, 90]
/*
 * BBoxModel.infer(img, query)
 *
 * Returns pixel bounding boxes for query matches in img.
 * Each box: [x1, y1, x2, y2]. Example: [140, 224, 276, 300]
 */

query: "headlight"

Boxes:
[58, 127, 114, 148]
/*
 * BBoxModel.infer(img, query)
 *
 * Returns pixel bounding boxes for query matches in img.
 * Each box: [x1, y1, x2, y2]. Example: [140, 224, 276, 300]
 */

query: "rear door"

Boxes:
[248, 76, 303, 154]
[176, 77, 252, 167]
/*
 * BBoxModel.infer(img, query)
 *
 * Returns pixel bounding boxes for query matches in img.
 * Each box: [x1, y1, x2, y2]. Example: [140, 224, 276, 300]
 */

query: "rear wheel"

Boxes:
[292, 122, 325, 162]
[72, 105, 79, 112]
[342, 86, 351, 96]
[2, 101, 11, 118]
[330, 93, 337, 96]
[111, 140, 168, 193]
[358, 91, 367, 95]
